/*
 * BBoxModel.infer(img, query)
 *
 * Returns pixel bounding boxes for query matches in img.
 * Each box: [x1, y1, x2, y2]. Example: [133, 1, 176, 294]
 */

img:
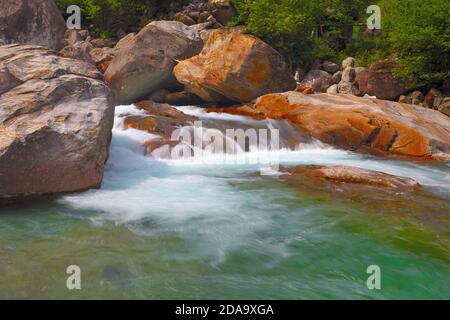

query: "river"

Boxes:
[1, 105, 449, 299]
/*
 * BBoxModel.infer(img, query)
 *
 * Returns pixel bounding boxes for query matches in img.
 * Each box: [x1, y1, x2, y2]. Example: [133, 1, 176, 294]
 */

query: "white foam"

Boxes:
[60, 104, 450, 262]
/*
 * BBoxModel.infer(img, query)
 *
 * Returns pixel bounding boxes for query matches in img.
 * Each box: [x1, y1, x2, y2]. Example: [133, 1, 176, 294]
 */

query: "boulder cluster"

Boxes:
[0, 0, 449, 202]
[298, 57, 405, 100]
[297, 57, 449, 116]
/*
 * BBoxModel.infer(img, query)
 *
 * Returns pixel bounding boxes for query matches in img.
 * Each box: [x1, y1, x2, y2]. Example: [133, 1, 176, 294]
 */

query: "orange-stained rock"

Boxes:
[215, 92, 450, 159]
[281, 165, 420, 190]
[295, 85, 314, 94]
[122, 101, 198, 143]
[123, 116, 157, 132]
[134, 100, 197, 123]
[97, 60, 112, 73]
[302, 87, 314, 95]
[276, 165, 426, 204]
[145, 139, 180, 154]
[207, 104, 267, 119]
[173, 29, 296, 104]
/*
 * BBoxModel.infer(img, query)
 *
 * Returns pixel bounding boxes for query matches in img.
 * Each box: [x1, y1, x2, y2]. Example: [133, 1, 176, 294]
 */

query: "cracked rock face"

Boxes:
[0, 44, 114, 202]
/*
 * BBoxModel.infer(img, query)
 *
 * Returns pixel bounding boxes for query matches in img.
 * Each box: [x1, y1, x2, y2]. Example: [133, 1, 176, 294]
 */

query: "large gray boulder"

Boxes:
[0, 0, 66, 50]
[105, 21, 206, 105]
[0, 44, 114, 202]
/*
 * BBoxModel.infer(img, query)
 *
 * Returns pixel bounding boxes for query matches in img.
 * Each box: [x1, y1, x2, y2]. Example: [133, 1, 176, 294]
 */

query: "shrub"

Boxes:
[377, 0, 450, 89]
[55, 0, 188, 37]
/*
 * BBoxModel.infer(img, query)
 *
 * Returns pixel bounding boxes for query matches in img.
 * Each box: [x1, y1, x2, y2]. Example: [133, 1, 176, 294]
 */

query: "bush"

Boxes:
[231, 0, 316, 69]
[378, 0, 450, 89]
[233, 0, 449, 89]
[231, 0, 371, 70]
[55, 0, 449, 89]
[55, 0, 187, 37]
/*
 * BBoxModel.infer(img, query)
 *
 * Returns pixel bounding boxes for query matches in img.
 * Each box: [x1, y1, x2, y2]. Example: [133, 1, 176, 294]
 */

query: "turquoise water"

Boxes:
[0, 105, 449, 299]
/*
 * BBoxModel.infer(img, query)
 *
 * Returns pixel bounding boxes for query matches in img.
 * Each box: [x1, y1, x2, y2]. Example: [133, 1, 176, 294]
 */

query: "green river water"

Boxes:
[0, 105, 449, 299]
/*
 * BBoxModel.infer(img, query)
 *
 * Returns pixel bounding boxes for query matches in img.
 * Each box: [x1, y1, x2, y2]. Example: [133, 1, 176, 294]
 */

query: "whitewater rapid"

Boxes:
[3, 104, 448, 299]
[61, 104, 450, 223]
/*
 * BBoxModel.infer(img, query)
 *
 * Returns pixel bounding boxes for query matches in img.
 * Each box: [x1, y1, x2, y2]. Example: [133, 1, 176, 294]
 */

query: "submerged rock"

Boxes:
[0, 0, 66, 50]
[275, 165, 429, 207]
[0, 44, 114, 201]
[122, 100, 198, 154]
[173, 28, 296, 104]
[280, 165, 420, 190]
[105, 21, 206, 104]
[216, 91, 450, 159]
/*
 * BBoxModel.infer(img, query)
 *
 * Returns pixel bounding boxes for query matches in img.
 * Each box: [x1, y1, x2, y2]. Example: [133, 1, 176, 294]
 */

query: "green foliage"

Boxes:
[55, 0, 449, 89]
[231, 0, 371, 69]
[231, 0, 316, 68]
[378, 0, 450, 89]
[232, 0, 449, 89]
[55, 0, 183, 36]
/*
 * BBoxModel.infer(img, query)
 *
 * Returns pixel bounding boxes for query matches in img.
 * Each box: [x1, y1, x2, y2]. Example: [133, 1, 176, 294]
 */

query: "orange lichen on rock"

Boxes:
[123, 116, 157, 133]
[145, 139, 180, 154]
[295, 85, 314, 94]
[211, 92, 450, 159]
[97, 60, 111, 73]
[173, 29, 296, 103]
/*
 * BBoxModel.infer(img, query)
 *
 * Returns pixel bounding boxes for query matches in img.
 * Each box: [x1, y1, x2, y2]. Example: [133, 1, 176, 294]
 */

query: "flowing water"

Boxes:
[0, 105, 449, 299]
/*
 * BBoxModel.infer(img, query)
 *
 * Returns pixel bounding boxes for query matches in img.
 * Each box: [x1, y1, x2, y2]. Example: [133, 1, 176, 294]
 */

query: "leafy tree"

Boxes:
[231, 0, 316, 69]
[55, 0, 187, 37]
[55, 0, 449, 89]
[231, 0, 371, 69]
[377, 0, 450, 89]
